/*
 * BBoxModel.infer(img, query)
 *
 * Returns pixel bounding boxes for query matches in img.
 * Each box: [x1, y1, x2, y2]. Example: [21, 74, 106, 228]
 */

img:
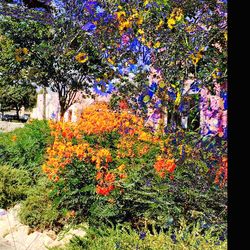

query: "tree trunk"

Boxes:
[15, 105, 20, 120]
[59, 105, 66, 122]
[158, 106, 167, 136]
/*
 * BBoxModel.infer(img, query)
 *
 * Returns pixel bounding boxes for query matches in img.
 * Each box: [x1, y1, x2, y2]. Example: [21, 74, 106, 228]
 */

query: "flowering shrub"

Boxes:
[41, 102, 226, 228]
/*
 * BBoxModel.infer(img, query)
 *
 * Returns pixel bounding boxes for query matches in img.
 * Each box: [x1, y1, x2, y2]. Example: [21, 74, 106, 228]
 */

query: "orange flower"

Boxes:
[96, 185, 115, 196]
[117, 164, 125, 172]
[104, 172, 116, 183]
[154, 156, 177, 178]
[96, 171, 103, 180]
[119, 173, 127, 179]
[11, 135, 17, 142]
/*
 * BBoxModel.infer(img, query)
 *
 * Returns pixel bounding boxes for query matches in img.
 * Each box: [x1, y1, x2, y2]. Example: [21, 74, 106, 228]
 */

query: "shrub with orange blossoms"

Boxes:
[154, 156, 177, 179]
[43, 102, 177, 199]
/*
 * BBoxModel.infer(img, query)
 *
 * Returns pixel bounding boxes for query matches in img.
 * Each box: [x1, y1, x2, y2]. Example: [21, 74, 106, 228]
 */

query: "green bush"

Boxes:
[49, 219, 227, 250]
[46, 132, 226, 231]
[0, 165, 32, 209]
[19, 177, 60, 230]
[88, 152, 227, 231]
[49, 158, 97, 225]
[0, 119, 52, 178]
[171, 159, 227, 226]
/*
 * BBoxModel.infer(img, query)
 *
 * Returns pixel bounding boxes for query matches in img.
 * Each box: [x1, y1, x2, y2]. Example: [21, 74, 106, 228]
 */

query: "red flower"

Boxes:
[104, 172, 116, 183]
[119, 100, 129, 109]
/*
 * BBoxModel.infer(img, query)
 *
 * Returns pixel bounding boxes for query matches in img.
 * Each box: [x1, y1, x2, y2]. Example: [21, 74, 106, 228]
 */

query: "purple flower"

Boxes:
[128, 64, 138, 73]
[130, 38, 141, 53]
[84, 1, 98, 14]
[171, 233, 177, 243]
[149, 82, 157, 93]
[139, 232, 146, 240]
[96, 6, 105, 14]
[81, 22, 96, 32]
[93, 80, 114, 96]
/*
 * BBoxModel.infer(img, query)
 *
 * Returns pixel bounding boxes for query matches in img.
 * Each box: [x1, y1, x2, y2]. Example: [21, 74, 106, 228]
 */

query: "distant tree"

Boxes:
[0, 82, 37, 118]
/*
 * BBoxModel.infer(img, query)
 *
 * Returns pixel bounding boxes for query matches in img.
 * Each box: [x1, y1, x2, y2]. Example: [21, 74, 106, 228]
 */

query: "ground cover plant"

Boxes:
[0, 119, 52, 178]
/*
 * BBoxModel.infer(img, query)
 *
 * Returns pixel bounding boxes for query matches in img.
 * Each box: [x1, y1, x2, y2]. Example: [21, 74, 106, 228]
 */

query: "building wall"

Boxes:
[31, 90, 110, 122]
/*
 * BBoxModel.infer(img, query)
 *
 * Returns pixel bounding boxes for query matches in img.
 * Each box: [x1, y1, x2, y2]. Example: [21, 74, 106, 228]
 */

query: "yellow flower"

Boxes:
[144, 0, 149, 6]
[174, 91, 181, 106]
[116, 11, 126, 20]
[167, 18, 176, 29]
[156, 19, 164, 30]
[119, 20, 131, 31]
[75, 52, 88, 63]
[190, 47, 204, 65]
[15, 48, 29, 62]
[212, 68, 221, 79]
[137, 29, 144, 35]
[137, 16, 143, 25]
[153, 41, 161, 49]
[15, 55, 23, 62]
[190, 55, 200, 65]
[11, 135, 17, 142]
[141, 37, 146, 43]
[168, 8, 184, 29]
[159, 81, 166, 88]
[107, 58, 115, 65]
[22, 48, 29, 54]
[224, 32, 228, 41]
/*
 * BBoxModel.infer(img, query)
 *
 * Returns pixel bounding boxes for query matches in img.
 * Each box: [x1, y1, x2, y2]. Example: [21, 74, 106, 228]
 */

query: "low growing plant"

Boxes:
[19, 177, 60, 231]
[0, 119, 52, 179]
[0, 165, 32, 209]
[49, 219, 227, 250]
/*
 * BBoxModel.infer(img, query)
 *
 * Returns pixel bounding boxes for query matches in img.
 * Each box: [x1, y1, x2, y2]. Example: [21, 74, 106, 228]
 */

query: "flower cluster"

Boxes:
[77, 103, 119, 134]
[42, 140, 91, 181]
[167, 8, 184, 30]
[154, 156, 176, 179]
[43, 103, 155, 196]
[96, 171, 116, 196]
[115, 6, 143, 34]
[190, 47, 205, 65]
